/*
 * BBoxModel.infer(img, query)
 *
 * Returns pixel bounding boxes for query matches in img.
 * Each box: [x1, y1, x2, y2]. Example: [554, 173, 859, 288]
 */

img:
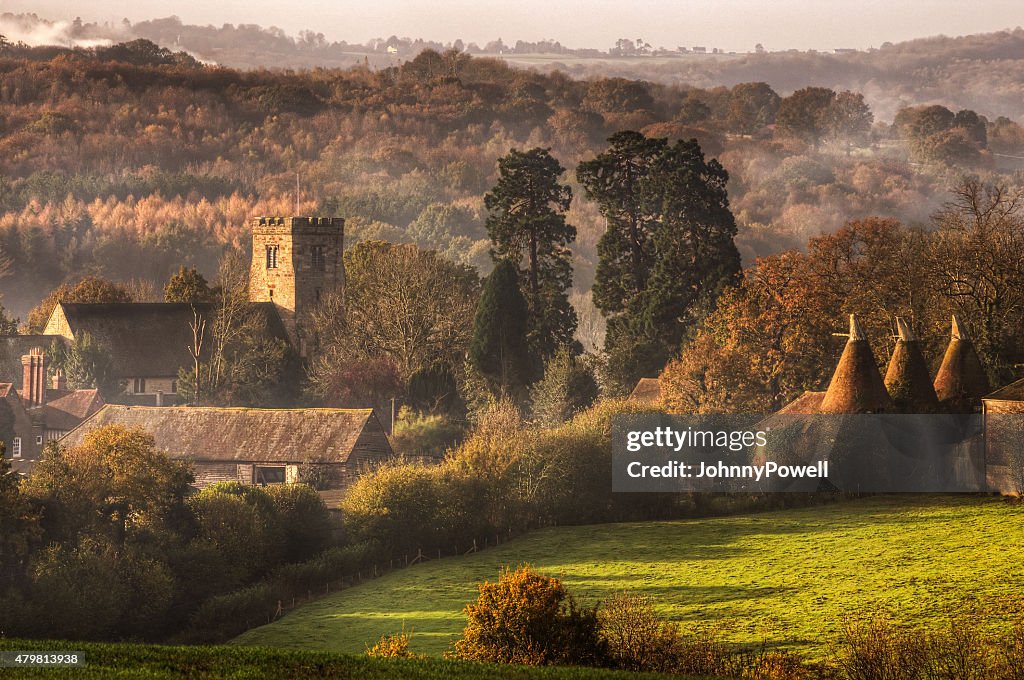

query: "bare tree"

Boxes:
[927, 178, 1024, 379]
[187, 304, 206, 404]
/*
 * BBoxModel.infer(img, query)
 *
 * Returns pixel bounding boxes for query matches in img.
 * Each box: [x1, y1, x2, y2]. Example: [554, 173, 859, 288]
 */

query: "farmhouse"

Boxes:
[60, 404, 393, 490]
[0, 347, 104, 466]
[1, 216, 344, 406]
[42, 301, 289, 405]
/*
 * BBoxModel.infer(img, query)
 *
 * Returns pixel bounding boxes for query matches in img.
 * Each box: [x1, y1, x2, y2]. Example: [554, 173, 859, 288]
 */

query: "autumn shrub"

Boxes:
[367, 629, 418, 658]
[740, 646, 818, 680]
[928, 616, 992, 680]
[452, 565, 606, 666]
[996, 620, 1024, 680]
[391, 409, 465, 459]
[598, 591, 687, 673]
[835, 615, 932, 680]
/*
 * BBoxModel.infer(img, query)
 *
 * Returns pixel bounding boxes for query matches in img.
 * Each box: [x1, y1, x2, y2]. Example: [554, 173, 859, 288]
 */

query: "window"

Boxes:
[266, 244, 279, 269]
[35, 435, 43, 446]
[315, 287, 322, 303]
[254, 466, 286, 485]
[12, 437, 21, 458]
[311, 245, 326, 271]
[133, 378, 146, 394]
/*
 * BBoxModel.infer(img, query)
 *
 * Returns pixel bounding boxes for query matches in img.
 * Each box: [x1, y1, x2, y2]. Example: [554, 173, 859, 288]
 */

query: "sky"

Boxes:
[4, 0, 1023, 51]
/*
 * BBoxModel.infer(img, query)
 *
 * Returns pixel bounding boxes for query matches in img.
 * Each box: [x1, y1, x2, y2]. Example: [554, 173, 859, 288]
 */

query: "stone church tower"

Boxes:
[249, 216, 345, 355]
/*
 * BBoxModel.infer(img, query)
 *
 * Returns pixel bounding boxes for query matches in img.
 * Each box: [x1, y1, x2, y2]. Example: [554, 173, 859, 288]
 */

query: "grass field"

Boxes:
[0, 640, 695, 679]
[233, 496, 1024, 659]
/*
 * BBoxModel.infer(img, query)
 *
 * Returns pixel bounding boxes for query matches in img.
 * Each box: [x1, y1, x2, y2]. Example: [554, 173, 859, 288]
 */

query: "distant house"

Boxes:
[42, 302, 289, 405]
[0, 347, 104, 469]
[60, 405, 394, 490]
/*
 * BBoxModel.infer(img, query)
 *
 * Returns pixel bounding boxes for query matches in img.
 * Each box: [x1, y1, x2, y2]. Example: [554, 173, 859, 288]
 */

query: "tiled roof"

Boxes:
[60, 405, 391, 464]
[40, 389, 104, 432]
[820, 315, 893, 414]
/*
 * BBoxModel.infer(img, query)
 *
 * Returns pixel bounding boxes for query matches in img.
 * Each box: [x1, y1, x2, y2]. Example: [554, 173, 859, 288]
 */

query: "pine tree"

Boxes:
[578, 132, 741, 393]
[469, 260, 536, 397]
[485, 147, 576, 360]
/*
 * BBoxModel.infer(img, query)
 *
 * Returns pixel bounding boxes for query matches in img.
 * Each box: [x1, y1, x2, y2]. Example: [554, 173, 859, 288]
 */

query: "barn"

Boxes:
[60, 405, 394, 491]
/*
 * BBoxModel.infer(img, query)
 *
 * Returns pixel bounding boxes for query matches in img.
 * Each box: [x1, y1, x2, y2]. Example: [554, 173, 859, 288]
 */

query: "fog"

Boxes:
[3, 0, 1023, 52]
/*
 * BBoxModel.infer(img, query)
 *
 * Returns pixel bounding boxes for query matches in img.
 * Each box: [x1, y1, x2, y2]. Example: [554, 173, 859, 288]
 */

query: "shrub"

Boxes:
[598, 591, 684, 673]
[340, 460, 489, 558]
[835, 615, 931, 680]
[997, 620, 1024, 680]
[263, 484, 332, 563]
[188, 485, 284, 581]
[27, 539, 128, 640]
[452, 565, 605, 666]
[367, 629, 417, 658]
[184, 583, 277, 642]
[391, 409, 465, 459]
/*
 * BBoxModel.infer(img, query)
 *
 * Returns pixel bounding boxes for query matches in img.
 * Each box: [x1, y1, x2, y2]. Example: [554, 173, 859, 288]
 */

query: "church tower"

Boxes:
[249, 216, 345, 355]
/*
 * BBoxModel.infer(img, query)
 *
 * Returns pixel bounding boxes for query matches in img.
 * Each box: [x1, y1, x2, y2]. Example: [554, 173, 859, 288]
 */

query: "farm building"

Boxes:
[60, 405, 394, 490]
[1, 347, 104, 466]
[42, 302, 289, 405]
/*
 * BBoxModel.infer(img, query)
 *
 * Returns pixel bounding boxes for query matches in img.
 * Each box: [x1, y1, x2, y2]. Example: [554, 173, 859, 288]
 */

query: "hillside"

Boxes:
[233, 495, 1024, 659]
[0, 640, 694, 679]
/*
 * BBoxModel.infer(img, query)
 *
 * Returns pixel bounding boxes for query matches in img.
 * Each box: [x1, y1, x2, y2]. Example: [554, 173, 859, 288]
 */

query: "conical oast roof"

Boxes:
[884, 318, 941, 413]
[820, 314, 894, 414]
[933, 314, 990, 413]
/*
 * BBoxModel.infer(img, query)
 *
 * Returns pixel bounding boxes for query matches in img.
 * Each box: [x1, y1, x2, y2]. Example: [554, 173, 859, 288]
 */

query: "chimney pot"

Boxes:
[20, 348, 46, 408]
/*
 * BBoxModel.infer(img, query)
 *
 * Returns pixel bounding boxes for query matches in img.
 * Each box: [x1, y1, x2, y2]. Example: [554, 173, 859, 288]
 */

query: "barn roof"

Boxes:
[984, 378, 1024, 402]
[0, 335, 66, 388]
[45, 303, 288, 378]
[60, 405, 390, 464]
[933, 314, 990, 413]
[777, 391, 826, 414]
[820, 314, 893, 414]
[883, 318, 940, 413]
[628, 377, 663, 404]
[40, 389, 104, 432]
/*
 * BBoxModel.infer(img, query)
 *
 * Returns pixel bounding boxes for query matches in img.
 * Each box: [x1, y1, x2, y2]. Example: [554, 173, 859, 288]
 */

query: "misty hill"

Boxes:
[4, 13, 1024, 121]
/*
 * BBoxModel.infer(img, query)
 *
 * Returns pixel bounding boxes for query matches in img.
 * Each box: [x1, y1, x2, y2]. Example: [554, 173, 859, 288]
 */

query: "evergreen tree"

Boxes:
[578, 132, 741, 392]
[469, 260, 536, 397]
[576, 131, 666, 316]
[485, 147, 576, 360]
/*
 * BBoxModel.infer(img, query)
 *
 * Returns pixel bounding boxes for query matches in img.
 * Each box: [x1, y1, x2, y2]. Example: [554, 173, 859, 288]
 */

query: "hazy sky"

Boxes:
[6, 0, 1024, 51]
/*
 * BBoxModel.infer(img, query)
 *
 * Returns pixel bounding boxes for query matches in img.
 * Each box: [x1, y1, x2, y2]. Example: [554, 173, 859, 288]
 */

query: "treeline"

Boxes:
[662, 178, 1024, 414]
[1, 39, 1021, 320]
[0, 426, 335, 640]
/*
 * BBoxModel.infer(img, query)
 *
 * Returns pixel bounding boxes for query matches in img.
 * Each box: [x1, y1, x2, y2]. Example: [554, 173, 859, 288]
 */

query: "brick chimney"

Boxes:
[52, 368, 67, 392]
[21, 348, 46, 408]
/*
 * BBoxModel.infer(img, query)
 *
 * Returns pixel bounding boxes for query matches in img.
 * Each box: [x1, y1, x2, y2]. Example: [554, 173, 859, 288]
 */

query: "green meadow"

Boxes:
[233, 496, 1024, 659]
